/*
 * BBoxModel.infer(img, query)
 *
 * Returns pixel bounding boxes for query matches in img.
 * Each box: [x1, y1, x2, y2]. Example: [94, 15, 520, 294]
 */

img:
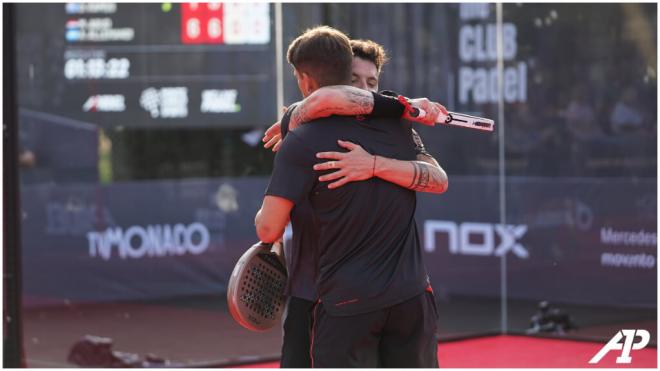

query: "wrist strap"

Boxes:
[397, 95, 420, 117]
[371, 91, 406, 118]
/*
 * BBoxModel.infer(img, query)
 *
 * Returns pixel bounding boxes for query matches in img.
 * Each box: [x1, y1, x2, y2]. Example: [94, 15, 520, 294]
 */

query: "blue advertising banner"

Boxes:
[21, 178, 265, 305]
[21, 176, 656, 308]
[419, 176, 657, 308]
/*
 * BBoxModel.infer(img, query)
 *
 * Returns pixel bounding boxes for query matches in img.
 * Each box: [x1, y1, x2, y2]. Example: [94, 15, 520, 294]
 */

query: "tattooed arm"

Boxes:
[314, 133, 448, 194]
[286, 85, 443, 130]
[262, 86, 373, 151]
[263, 86, 445, 151]
[287, 85, 374, 130]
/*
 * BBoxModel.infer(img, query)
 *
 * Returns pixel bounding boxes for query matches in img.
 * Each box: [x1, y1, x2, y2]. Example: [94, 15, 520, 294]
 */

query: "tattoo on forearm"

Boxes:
[410, 162, 430, 190]
[409, 162, 419, 189]
[344, 89, 373, 113]
[316, 106, 347, 116]
[292, 86, 373, 128]
[290, 104, 311, 129]
[409, 162, 446, 192]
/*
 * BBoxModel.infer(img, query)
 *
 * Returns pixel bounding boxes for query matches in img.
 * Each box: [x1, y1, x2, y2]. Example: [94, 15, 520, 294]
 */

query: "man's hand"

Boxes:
[403, 98, 448, 126]
[313, 140, 374, 189]
[262, 106, 288, 152]
[263, 121, 283, 152]
[255, 196, 293, 243]
[314, 139, 448, 194]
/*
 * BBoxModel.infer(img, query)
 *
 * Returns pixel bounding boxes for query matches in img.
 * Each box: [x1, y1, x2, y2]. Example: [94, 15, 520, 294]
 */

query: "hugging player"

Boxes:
[257, 26, 447, 368]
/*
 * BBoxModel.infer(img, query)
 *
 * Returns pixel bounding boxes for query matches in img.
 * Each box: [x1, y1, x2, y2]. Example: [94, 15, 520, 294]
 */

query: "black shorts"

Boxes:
[310, 291, 439, 368]
[280, 296, 315, 368]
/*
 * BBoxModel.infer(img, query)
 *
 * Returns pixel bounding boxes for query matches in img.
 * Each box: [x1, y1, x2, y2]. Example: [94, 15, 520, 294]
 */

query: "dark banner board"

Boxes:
[21, 176, 656, 308]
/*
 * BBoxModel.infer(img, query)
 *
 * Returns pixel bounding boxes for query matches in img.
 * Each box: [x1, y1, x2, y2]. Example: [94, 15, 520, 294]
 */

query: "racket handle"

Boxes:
[412, 107, 426, 118]
[413, 108, 494, 131]
[416, 109, 454, 123]
[412, 108, 451, 124]
[410, 108, 452, 123]
[271, 241, 285, 266]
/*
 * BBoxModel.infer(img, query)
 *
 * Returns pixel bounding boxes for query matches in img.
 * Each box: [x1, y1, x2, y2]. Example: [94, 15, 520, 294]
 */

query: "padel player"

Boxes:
[255, 26, 442, 367]
[263, 39, 448, 367]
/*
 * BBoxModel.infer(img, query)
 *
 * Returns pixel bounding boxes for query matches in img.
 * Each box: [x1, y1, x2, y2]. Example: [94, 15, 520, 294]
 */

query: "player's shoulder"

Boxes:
[362, 116, 411, 137]
[294, 115, 356, 137]
[278, 127, 319, 158]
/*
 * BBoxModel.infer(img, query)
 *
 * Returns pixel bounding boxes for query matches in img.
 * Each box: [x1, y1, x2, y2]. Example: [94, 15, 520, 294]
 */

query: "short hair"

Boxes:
[286, 26, 353, 86]
[351, 39, 389, 75]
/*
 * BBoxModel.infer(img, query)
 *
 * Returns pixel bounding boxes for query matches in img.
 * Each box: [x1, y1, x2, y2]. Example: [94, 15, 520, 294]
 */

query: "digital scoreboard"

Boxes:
[15, 3, 277, 128]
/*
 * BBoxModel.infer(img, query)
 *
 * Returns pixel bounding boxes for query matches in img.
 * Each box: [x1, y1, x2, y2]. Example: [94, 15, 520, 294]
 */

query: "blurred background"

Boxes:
[4, 2, 657, 367]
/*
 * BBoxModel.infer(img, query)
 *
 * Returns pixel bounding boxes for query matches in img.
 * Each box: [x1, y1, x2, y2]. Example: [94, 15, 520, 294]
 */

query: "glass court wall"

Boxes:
[8, 2, 656, 367]
[501, 3, 656, 342]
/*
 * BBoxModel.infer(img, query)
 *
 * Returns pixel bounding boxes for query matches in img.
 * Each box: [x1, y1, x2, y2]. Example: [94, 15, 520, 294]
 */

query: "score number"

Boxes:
[65, 58, 130, 80]
[181, 3, 223, 44]
[181, 3, 270, 45]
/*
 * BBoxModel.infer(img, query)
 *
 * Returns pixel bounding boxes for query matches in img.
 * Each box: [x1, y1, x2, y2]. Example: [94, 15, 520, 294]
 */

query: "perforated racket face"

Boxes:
[228, 243, 287, 332]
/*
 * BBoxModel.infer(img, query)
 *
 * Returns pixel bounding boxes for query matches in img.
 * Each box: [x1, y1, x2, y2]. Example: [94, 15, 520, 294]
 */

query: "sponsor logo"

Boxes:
[83, 94, 126, 112]
[589, 329, 650, 364]
[599, 227, 656, 269]
[600, 253, 655, 269]
[424, 220, 528, 258]
[458, 3, 527, 105]
[140, 87, 189, 119]
[213, 183, 239, 212]
[86, 223, 210, 260]
[600, 227, 657, 247]
[201, 89, 241, 113]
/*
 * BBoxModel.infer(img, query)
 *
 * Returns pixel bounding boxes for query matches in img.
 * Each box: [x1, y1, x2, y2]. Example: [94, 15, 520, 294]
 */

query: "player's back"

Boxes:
[286, 115, 429, 316]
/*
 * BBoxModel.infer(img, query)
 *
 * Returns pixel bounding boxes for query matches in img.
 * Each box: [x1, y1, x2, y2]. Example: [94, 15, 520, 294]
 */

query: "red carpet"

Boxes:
[232, 335, 657, 368]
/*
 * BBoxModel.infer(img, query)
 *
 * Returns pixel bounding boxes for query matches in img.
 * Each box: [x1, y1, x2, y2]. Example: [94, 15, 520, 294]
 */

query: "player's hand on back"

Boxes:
[262, 107, 288, 152]
[314, 140, 374, 189]
[263, 121, 282, 152]
[403, 98, 449, 126]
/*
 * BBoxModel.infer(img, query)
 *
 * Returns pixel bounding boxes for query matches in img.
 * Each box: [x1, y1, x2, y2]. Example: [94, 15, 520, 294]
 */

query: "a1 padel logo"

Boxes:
[589, 329, 650, 364]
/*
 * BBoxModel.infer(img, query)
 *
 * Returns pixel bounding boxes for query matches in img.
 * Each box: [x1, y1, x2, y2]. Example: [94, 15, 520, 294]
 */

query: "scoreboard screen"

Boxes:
[15, 2, 277, 128]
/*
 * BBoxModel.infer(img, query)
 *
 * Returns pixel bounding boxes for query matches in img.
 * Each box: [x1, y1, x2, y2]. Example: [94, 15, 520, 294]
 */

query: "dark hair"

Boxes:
[351, 39, 389, 75]
[286, 26, 353, 86]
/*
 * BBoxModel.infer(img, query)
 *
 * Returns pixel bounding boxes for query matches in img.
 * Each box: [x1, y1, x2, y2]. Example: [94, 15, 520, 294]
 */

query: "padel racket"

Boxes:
[227, 241, 287, 332]
[434, 111, 495, 132]
[398, 95, 495, 132]
[415, 109, 495, 131]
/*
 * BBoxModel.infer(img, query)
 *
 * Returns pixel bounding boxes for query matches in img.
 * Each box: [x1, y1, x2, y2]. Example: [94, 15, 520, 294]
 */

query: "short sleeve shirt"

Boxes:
[266, 115, 429, 316]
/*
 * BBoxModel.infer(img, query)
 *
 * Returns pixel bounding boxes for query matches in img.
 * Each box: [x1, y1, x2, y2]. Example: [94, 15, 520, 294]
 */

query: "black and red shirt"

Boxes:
[266, 113, 429, 316]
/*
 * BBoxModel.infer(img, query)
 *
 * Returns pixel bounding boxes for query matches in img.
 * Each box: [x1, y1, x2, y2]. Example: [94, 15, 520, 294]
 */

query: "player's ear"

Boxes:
[302, 72, 320, 96]
[294, 69, 309, 96]
[295, 70, 318, 97]
[306, 76, 320, 94]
